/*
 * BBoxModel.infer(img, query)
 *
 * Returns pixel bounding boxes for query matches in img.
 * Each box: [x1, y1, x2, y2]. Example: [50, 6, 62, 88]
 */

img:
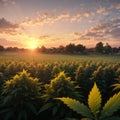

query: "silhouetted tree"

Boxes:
[65, 43, 75, 53]
[75, 44, 86, 53]
[0, 45, 4, 51]
[6, 47, 13, 51]
[95, 42, 104, 53]
[112, 47, 119, 53]
[40, 46, 47, 53]
[104, 43, 112, 54]
[6, 47, 19, 52]
[57, 45, 65, 53]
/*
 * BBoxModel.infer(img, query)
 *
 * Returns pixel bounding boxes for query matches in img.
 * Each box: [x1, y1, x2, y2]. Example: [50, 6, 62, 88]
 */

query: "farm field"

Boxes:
[0, 52, 120, 120]
[0, 52, 120, 62]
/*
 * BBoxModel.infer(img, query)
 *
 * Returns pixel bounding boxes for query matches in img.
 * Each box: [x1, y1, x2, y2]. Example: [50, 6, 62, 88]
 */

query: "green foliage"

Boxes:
[56, 97, 93, 119]
[91, 64, 117, 102]
[112, 83, 120, 91]
[75, 63, 95, 98]
[112, 76, 120, 91]
[100, 92, 120, 119]
[0, 72, 4, 92]
[3, 70, 41, 100]
[56, 83, 120, 120]
[44, 71, 81, 98]
[0, 53, 120, 119]
[38, 71, 81, 119]
[102, 116, 120, 120]
[1, 70, 41, 120]
[38, 102, 54, 113]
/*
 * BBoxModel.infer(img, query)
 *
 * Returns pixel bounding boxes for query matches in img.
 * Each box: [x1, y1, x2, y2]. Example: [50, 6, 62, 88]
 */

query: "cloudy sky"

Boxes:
[0, 0, 120, 48]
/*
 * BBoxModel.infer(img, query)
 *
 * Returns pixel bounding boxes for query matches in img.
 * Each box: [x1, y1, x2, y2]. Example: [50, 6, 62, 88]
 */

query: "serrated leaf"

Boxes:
[100, 92, 120, 119]
[38, 103, 53, 114]
[88, 83, 101, 116]
[56, 97, 93, 119]
[112, 84, 120, 91]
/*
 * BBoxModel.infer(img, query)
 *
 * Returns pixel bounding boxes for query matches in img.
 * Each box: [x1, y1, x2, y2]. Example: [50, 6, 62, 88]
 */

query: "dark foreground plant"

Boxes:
[38, 71, 82, 120]
[0, 70, 41, 120]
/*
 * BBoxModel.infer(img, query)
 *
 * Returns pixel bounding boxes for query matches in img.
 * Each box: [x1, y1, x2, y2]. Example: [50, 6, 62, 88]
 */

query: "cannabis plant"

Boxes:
[112, 76, 120, 91]
[38, 71, 81, 119]
[0, 70, 41, 120]
[43, 71, 81, 99]
[56, 83, 120, 120]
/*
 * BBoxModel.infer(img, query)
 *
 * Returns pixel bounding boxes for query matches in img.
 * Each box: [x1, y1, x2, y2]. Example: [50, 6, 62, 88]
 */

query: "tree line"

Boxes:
[0, 42, 120, 54]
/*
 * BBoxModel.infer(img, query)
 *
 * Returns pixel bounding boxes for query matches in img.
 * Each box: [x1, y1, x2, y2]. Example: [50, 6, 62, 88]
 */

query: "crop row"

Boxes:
[0, 60, 120, 120]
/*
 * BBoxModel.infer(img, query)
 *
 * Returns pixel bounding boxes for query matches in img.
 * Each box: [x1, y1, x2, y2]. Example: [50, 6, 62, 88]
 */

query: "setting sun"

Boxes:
[27, 40, 38, 49]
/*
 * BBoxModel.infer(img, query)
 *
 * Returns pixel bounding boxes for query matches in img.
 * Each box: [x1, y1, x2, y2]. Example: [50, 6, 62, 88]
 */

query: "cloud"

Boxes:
[0, 18, 19, 35]
[73, 32, 82, 36]
[84, 11, 94, 17]
[22, 11, 95, 26]
[74, 18, 120, 41]
[109, 27, 120, 39]
[56, 13, 70, 21]
[39, 35, 50, 40]
[22, 13, 55, 26]
[22, 13, 70, 26]
[0, 18, 18, 28]
[0, 0, 16, 6]
[71, 13, 82, 22]
[0, 38, 22, 47]
[110, 4, 120, 10]
[22, 12, 71, 26]
[97, 6, 106, 14]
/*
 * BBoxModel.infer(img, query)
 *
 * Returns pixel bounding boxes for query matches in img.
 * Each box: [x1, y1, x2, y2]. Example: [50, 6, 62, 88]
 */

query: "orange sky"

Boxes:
[0, 0, 120, 48]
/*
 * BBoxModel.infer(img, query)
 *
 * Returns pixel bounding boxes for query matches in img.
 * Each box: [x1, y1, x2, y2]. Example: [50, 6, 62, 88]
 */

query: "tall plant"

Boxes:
[38, 71, 81, 119]
[0, 70, 41, 120]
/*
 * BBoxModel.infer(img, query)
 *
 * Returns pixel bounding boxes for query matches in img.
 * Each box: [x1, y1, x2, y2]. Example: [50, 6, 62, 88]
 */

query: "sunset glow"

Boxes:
[27, 40, 38, 49]
[0, 0, 120, 48]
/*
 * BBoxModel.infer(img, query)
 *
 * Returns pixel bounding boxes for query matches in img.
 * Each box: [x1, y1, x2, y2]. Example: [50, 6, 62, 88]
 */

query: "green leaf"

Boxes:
[56, 97, 93, 119]
[18, 110, 27, 120]
[0, 108, 11, 114]
[38, 103, 53, 114]
[101, 116, 120, 120]
[26, 102, 37, 114]
[88, 83, 101, 116]
[100, 92, 120, 119]
[64, 118, 77, 120]
[52, 106, 58, 116]
[81, 118, 92, 120]
[5, 111, 14, 120]
[3, 95, 12, 105]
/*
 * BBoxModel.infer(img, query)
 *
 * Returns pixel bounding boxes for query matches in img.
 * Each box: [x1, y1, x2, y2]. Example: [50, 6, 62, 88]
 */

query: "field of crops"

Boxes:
[0, 52, 120, 120]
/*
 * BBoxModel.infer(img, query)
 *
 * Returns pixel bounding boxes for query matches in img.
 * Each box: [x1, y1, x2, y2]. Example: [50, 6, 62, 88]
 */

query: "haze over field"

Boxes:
[0, 0, 120, 49]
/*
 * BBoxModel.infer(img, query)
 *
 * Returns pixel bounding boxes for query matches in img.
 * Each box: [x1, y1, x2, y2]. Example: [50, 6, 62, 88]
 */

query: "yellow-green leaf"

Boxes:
[88, 83, 101, 116]
[112, 84, 120, 91]
[100, 92, 120, 119]
[56, 97, 93, 119]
